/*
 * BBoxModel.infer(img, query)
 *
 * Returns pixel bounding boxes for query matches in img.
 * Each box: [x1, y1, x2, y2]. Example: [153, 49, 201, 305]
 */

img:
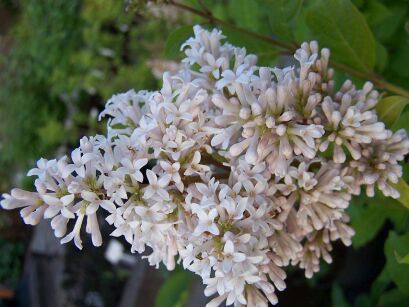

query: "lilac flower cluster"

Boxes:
[2, 26, 408, 306]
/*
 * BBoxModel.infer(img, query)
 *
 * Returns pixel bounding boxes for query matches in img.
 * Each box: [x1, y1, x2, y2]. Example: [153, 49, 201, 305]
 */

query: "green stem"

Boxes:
[169, 0, 409, 99]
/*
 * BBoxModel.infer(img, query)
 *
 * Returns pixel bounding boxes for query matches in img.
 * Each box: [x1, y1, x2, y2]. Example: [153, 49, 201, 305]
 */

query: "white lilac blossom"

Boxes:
[2, 25, 409, 306]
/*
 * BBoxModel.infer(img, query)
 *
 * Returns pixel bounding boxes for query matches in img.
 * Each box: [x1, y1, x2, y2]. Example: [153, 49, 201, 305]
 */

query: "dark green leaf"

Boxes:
[364, 0, 391, 27]
[376, 96, 409, 128]
[378, 288, 409, 307]
[306, 0, 376, 73]
[373, 5, 407, 43]
[164, 25, 193, 59]
[351, 0, 364, 8]
[266, 0, 304, 40]
[379, 196, 409, 231]
[370, 268, 391, 301]
[155, 271, 194, 307]
[229, 0, 263, 32]
[391, 42, 409, 79]
[392, 109, 409, 133]
[348, 197, 386, 248]
[375, 41, 388, 72]
[332, 284, 351, 307]
[353, 294, 371, 307]
[385, 232, 409, 294]
[294, 5, 312, 43]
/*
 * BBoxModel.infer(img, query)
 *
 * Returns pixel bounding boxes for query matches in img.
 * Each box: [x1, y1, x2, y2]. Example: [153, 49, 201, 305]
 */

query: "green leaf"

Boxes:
[373, 5, 407, 44]
[376, 96, 409, 128]
[351, 0, 364, 8]
[391, 178, 409, 210]
[266, 0, 304, 40]
[395, 251, 409, 265]
[229, 0, 263, 32]
[164, 25, 193, 59]
[353, 294, 371, 307]
[306, 0, 376, 73]
[378, 196, 409, 231]
[385, 232, 409, 294]
[36, 117, 66, 149]
[331, 284, 351, 307]
[391, 42, 409, 79]
[370, 268, 391, 301]
[155, 271, 194, 307]
[378, 288, 409, 307]
[364, 0, 391, 27]
[294, 5, 312, 42]
[348, 197, 386, 248]
[375, 41, 388, 73]
[392, 109, 409, 134]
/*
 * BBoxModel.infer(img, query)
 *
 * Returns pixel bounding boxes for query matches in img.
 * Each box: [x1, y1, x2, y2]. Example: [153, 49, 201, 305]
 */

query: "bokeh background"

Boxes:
[0, 0, 409, 306]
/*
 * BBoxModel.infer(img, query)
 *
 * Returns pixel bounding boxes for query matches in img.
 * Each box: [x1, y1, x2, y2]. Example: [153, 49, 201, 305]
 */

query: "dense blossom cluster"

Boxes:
[2, 26, 409, 306]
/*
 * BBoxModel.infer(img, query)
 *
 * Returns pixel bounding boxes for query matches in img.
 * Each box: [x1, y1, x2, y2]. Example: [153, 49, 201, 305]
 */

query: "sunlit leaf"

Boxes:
[376, 96, 409, 128]
[395, 251, 409, 265]
[391, 178, 409, 210]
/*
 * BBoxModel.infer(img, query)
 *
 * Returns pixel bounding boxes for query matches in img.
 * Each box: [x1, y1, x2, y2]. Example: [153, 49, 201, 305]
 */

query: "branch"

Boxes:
[168, 0, 409, 99]
[169, 0, 295, 50]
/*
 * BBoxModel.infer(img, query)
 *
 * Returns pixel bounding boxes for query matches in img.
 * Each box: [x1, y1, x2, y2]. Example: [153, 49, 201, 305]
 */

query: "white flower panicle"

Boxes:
[2, 25, 409, 306]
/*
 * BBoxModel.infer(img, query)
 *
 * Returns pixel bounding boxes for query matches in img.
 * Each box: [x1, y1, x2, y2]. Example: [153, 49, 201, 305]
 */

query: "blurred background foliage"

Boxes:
[0, 0, 409, 306]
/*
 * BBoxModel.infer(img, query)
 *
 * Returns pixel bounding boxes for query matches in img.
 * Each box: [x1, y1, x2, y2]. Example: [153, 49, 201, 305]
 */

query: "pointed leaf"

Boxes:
[306, 0, 376, 73]
[376, 96, 409, 128]
[395, 251, 409, 265]
[348, 199, 386, 248]
[391, 178, 409, 210]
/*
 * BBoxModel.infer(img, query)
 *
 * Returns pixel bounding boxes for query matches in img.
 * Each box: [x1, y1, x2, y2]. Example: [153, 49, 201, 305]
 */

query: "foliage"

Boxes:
[376, 96, 409, 128]
[0, 239, 23, 288]
[0, 0, 171, 188]
[0, 0, 180, 303]
[0, 0, 82, 172]
[306, 0, 376, 73]
[155, 270, 194, 307]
